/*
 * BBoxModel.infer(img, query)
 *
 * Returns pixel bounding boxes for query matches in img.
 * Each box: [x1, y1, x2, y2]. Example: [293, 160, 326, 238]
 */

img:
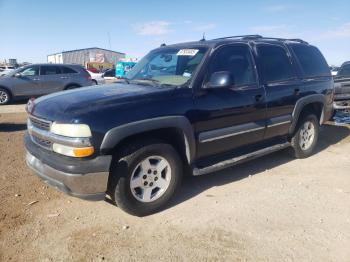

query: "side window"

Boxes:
[61, 66, 77, 74]
[209, 45, 256, 86]
[20, 66, 39, 76]
[339, 65, 350, 77]
[40, 66, 61, 75]
[257, 45, 295, 82]
[290, 44, 330, 77]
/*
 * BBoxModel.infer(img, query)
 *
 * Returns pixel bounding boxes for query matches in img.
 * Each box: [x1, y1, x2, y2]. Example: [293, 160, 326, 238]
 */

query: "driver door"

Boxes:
[12, 65, 41, 97]
[193, 44, 267, 159]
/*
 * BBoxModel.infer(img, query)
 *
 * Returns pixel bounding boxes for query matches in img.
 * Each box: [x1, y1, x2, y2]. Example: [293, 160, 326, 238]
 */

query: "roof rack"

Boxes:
[261, 37, 308, 44]
[211, 35, 308, 44]
[212, 35, 263, 41]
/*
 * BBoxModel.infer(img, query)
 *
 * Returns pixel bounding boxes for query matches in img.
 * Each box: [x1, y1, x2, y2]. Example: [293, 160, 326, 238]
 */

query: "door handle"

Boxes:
[255, 94, 263, 102]
[294, 88, 300, 95]
[32, 78, 40, 81]
[60, 76, 69, 79]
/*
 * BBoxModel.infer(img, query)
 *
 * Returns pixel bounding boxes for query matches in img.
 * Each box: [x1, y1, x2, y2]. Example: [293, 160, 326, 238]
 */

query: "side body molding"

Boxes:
[100, 116, 196, 163]
[289, 94, 326, 134]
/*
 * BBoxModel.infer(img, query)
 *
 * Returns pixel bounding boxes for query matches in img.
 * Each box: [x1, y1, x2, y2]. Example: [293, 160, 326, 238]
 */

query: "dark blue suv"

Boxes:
[24, 35, 334, 216]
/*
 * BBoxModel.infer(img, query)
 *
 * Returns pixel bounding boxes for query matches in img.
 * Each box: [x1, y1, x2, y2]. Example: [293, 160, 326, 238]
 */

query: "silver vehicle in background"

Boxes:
[0, 65, 16, 76]
[0, 64, 94, 105]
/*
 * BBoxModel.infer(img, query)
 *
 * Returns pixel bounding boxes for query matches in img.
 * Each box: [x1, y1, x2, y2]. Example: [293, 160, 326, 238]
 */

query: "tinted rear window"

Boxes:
[290, 44, 330, 78]
[257, 45, 295, 82]
[61, 66, 78, 74]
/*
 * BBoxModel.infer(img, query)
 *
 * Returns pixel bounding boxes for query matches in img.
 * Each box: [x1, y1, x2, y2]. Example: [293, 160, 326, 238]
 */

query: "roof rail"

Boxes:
[212, 35, 263, 41]
[253, 37, 308, 44]
[287, 38, 308, 44]
[211, 35, 308, 44]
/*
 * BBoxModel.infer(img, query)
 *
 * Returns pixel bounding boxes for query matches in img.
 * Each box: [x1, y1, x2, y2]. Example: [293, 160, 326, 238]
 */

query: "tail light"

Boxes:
[85, 74, 92, 80]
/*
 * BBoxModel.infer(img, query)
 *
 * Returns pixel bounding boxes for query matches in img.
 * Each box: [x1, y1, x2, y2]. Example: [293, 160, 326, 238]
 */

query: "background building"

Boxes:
[47, 47, 125, 69]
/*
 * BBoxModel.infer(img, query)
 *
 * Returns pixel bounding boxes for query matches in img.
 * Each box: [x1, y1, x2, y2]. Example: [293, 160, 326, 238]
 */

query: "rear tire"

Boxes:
[0, 88, 11, 105]
[290, 113, 319, 158]
[108, 140, 183, 216]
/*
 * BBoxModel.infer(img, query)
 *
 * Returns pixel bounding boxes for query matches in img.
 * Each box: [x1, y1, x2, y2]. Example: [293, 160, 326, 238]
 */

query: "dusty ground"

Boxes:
[0, 112, 350, 262]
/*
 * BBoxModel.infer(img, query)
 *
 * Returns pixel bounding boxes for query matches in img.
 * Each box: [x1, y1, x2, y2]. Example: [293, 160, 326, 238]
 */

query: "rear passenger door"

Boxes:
[255, 43, 300, 139]
[39, 65, 64, 94]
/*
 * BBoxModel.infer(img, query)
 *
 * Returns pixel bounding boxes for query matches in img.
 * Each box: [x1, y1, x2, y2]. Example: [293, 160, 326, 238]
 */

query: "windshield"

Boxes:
[125, 47, 207, 87]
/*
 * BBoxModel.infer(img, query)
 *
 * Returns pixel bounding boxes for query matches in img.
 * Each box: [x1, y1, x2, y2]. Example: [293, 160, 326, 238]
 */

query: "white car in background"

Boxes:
[330, 66, 340, 76]
[87, 70, 106, 85]
[0, 66, 16, 76]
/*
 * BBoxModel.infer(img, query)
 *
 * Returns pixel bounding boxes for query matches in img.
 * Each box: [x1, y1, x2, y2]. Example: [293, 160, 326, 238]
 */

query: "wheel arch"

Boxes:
[100, 116, 196, 164]
[289, 94, 325, 134]
[64, 83, 81, 90]
[0, 85, 13, 96]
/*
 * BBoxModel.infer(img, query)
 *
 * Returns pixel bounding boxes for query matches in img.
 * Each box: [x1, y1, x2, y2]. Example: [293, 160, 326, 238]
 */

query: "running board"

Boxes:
[192, 142, 291, 176]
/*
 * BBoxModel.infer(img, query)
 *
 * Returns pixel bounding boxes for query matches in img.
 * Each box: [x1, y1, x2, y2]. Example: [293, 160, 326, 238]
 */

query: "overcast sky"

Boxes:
[1, 0, 349, 65]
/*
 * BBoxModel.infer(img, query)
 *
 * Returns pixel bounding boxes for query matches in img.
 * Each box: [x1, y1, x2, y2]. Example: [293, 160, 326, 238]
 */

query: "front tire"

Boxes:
[290, 114, 319, 158]
[0, 88, 11, 105]
[108, 141, 183, 216]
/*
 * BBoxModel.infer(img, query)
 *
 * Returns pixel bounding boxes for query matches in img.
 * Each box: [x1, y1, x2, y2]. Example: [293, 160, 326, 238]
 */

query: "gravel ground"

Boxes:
[0, 113, 349, 261]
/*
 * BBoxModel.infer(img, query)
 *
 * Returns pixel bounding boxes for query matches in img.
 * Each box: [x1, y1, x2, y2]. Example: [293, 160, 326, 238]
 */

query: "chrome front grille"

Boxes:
[27, 115, 92, 151]
[29, 115, 51, 131]
[28, 115, 53, 150]
[32, 136, 52, 148]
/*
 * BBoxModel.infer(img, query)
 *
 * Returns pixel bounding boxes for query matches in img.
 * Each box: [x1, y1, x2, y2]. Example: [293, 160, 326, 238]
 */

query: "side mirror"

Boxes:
[206, 71, 234, 89]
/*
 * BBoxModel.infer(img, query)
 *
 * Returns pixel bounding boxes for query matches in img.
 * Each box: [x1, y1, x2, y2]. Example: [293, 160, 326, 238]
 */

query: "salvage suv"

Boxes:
[25, 35, 334, 216]
[333, 61, 350, 112]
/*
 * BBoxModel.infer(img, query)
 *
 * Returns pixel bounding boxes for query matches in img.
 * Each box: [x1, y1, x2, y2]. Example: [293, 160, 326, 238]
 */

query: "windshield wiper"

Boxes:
[130, 78, 161, 86]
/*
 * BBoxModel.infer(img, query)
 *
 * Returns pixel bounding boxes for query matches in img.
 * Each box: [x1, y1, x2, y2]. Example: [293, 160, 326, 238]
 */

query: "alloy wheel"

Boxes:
[0, 90, 9, 104]
[130, 155, 172, 203]
[299, 121, 315, 150]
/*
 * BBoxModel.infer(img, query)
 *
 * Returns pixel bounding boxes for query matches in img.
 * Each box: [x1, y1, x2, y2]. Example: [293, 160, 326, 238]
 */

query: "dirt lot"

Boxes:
[0, 112, 349, 261]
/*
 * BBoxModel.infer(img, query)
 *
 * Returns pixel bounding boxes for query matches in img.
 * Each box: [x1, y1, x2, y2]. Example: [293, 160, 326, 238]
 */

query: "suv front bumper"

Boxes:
[25, 134, 112, 201]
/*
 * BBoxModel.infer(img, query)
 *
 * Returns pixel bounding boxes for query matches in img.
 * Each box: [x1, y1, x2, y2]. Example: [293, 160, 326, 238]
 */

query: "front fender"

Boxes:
[100, 116, 196, 163]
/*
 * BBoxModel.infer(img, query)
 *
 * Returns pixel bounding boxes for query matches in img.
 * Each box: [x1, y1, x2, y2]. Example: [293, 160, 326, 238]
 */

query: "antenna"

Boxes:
[200, 32, 206, 41]
[107, 32, 112, 49]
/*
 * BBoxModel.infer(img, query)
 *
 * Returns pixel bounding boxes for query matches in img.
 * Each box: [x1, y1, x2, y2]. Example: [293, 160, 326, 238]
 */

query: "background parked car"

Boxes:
[0, 65, 16, 76]
[102, 68, 116, 80]
[333, 61, 350, 114]
[87, 69, 106, 85]
[330, 66, 340, 76]
[0, 64, 93, 105]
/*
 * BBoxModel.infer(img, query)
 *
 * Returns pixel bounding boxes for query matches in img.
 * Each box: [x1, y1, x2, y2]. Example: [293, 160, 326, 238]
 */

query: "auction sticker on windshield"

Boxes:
[177, 49, 199, 56]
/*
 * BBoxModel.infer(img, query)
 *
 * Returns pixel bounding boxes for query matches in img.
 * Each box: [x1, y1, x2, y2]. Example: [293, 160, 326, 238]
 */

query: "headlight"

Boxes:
[51, 122, 92, 137]
[50, 122, 94, 157]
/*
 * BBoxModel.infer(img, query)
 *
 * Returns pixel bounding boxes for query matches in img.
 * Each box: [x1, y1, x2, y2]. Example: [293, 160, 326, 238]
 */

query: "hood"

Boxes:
[32, 83, 174, 121]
